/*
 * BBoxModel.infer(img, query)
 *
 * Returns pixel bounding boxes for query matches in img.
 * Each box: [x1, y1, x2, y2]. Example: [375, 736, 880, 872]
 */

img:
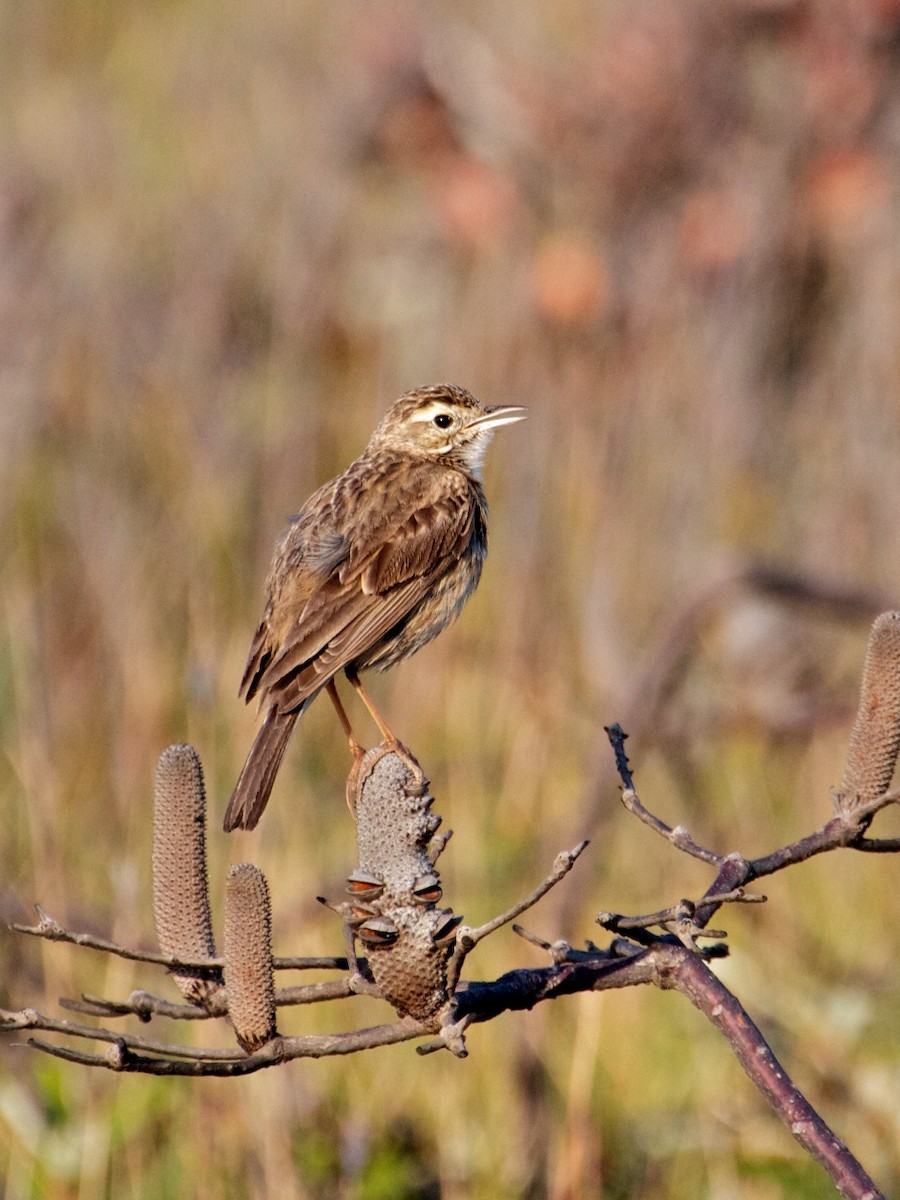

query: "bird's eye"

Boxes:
[433, 413, 453, 430]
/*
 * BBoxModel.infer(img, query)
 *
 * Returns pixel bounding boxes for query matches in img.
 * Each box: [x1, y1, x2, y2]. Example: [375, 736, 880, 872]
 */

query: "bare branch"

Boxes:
[60, 992, 225, 1022]
[598, 886, 763, 938]
[3, 1008, 432, 1075]
[849, 836, 900, 853]
[1, 1007, 245, 1060]
[10, 907, 220, 968]
[605, 725, 724, 865]
[445, 842, 589, 992]
[668, 950, 885, 1200]
[460, 843, 589, 947]
[600, 699, 900, 935]
[11, 911, 347, 973]
[58, 978, 356, 1025]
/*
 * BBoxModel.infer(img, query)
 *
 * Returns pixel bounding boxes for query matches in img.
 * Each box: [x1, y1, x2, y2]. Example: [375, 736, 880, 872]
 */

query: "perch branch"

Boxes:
[7, 603, 899, 1200]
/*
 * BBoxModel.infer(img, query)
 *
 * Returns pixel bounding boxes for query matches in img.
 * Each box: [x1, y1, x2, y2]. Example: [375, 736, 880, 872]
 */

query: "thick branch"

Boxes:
[664, 950, 884, 1200]
[25, 1020, 430, 1075]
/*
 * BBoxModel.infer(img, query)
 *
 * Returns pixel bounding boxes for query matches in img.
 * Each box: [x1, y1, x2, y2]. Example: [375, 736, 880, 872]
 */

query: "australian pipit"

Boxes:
[223, 384, 526, 831]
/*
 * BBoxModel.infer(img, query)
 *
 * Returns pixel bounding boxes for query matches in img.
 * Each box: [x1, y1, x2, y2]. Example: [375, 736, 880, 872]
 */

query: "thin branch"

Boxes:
[850, 836, 900, 853]
[463, 842, 589, 947]
[60, 993, 222, 1022]
[602, 723, 900, 935]
[445, 842, 589, 992]
[605, 725, 724, 865]
[1, 1008, 245, 1061]
[58, 979, 355, 1023]
[511, 927, 608, 965]
[11, 910, 348, 973]
[744, 798, 899, 882]
[598, 887, 765, 953]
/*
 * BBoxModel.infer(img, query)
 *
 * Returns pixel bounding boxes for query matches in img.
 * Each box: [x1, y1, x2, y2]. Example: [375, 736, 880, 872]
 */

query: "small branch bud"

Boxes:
[224, 863, 277, 1053]
[840, 612, 900, 813]
[152, 745, 219, 1003]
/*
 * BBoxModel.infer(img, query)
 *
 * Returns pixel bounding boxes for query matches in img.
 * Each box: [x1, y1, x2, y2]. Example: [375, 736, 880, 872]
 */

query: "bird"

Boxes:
[223, 383, 527, 831]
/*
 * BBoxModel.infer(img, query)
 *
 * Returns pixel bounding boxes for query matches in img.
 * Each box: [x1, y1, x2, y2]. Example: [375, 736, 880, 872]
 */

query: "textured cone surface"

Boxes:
[152, 744, 218, 1003]
[352, 746, 452, 1020]
[355, 748, 440, 889]
[365, 906, 455, 1020]
[224, 863, 277, 1052]
[841, 612, 900, 809]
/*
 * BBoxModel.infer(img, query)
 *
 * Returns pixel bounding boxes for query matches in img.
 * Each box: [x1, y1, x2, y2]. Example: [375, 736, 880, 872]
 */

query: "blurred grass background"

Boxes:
[2, 0, 900, 1196]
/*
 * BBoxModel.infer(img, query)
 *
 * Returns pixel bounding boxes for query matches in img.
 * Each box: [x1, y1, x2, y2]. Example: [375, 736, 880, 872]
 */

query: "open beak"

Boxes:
[465, 405, 528, 432]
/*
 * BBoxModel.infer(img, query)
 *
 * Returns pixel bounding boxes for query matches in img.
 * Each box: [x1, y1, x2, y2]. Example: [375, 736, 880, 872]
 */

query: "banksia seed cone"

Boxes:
[841, 611, 900, 810]
[349, 746, 456, 1020]
[224, 863, 276, 1053]
[152, 744, 218, 1003]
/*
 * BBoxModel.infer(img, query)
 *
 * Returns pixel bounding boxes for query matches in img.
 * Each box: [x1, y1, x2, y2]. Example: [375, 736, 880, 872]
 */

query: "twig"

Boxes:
[850, 836, 900, 853]
[737, 794, 900, 885]
[60, 993, 223, 1022]
[511, 927, 608, 965]
[1, 1008, 246, 1061]
[605, 725, 724, 865]
[58, 979, 355, 1023]
[602, 721, 900, 934]
[598, 887, 765, 953]
[462, 843, 589, 947]
[444, 842, 589, 991]
[11, 909, 348, 973]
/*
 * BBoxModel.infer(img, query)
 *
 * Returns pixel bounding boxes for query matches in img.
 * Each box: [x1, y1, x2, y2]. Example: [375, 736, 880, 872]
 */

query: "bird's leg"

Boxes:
[326, 679, 365, 760]
[344, 668, 403, 748]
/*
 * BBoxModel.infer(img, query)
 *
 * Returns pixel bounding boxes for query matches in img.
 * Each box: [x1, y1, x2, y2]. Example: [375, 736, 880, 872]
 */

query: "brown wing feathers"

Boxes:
[225, 462, 474, 829]
[222, 705, 302, 831]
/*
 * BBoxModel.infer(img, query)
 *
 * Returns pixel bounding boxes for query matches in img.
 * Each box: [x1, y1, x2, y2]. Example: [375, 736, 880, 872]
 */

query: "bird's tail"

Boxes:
[223, 705, 304, 832]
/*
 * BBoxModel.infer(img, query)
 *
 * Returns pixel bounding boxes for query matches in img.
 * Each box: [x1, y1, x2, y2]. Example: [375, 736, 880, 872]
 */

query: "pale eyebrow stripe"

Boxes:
[407, 402, 453, 424]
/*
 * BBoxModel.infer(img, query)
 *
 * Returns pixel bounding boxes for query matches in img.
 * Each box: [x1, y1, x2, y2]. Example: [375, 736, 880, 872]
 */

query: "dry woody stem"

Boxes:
[5, 610, 900, 1200]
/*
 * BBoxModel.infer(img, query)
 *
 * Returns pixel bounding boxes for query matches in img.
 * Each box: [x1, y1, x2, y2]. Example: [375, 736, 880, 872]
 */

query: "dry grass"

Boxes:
[2, 1, 900, 1195]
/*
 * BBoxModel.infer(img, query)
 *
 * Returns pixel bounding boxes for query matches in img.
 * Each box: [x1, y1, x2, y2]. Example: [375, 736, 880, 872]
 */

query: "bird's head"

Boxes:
[369, 384, 527, 475]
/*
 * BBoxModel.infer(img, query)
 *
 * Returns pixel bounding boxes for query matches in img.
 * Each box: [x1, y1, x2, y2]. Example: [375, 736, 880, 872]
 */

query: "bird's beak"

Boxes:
[465, 405, 528, 432]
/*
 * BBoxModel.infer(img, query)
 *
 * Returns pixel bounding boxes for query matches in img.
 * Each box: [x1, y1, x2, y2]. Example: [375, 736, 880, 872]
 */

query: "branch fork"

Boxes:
[5, 610, 900, 1198]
